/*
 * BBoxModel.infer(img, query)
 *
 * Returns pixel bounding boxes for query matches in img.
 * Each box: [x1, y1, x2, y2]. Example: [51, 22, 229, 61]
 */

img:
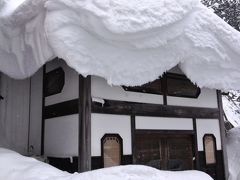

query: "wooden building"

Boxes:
[0, 57, 228, 180]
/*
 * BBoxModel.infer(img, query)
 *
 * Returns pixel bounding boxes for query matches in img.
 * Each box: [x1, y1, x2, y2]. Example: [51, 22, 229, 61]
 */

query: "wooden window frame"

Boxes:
[101, 134, 123, 168]
[203, 134, 217, 166]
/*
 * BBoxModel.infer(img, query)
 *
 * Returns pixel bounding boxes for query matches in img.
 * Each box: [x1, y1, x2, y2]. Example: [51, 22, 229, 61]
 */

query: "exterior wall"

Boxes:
[92, 76, 218, 108]
[0, 74, 30, 155]
[196, 119, 222, 151]
[91, 76, 163, 104]
[91, 113, 132, 156]
[43, 59, 79, 157]
[167, 88, 218, 108]
[44, 114, 78, 157]
[135, 116, 193, 130]
[45, 59, 79, 106]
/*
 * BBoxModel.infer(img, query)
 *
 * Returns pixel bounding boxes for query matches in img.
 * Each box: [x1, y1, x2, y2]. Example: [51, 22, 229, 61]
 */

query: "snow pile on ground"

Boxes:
[226, 127, 240, 180]
[0, 148, 213, 180]
[1, 0, 240, 89]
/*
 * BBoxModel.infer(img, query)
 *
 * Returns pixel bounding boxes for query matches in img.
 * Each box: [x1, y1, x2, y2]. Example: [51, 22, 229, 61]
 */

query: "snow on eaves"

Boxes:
[1, 0, 240, 90]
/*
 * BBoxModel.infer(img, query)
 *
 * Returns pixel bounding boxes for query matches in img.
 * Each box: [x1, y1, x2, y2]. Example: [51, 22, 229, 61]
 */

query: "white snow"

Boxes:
[222, 94, 240, 127]
[226, 127, 240, 180]
[1, 0, 240, 90]
[0, 147, 213, 180]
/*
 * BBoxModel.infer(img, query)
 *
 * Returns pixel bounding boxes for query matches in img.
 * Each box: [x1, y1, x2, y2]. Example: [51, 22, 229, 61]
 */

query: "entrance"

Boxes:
[135, 132, 194, 171]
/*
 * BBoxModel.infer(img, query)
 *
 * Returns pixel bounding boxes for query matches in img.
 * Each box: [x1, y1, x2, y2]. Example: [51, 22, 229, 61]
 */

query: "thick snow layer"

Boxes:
[227, 127, 240, 180]
[0, 148, 213, 180]
[1, 0, 240, 89]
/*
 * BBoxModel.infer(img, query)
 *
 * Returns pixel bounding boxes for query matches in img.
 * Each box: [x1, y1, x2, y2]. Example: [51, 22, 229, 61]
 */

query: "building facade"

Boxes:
[0, 58, 228, 180]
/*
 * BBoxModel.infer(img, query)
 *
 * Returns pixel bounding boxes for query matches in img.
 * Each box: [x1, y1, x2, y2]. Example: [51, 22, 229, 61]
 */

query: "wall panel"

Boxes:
[91, 113, 131, 156]
[91, 76, 163, 104]
[44, 114, 78, 157]
[136, 116, 193, 130]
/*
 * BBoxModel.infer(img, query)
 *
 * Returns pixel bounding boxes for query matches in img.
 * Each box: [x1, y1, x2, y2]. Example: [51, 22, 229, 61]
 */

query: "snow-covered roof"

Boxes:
[1, 0, 240, 90]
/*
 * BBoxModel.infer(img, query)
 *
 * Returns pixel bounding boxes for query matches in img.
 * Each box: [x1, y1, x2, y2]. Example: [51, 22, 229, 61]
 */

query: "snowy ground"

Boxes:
[0, 148, 213, 180]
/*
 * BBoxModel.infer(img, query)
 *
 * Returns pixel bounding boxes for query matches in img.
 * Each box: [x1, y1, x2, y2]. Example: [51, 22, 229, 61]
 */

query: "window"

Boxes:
[123, 73, 200, 98]
[44, 67, 65, 97]
[203, 134, 216, 165]
[101, 134, 123, 168]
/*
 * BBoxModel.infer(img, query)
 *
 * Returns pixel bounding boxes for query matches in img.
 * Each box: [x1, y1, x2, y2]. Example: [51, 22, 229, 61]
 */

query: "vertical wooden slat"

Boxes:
[217, 90, 228, 179]
[78, 75, 92, 172]
[161, 73, 167, 105]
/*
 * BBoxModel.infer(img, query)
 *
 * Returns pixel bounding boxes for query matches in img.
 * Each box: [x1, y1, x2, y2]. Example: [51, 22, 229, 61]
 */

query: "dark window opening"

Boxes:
[44, 67, 65, 97]
[123, 73, 200, 98]
[166, 73, 200, 98]
[101, 134, 123, 168]
[123, 78, 163, 95]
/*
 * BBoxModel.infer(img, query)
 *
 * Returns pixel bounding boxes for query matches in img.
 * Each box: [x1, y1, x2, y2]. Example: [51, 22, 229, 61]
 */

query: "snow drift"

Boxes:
[1, 0, 240, 90]
[0, 147, 213, 180]
[227, 127, 240, 180]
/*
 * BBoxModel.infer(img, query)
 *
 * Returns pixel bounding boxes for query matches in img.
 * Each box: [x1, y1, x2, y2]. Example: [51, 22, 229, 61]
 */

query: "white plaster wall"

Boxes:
[196, 119, 221, 151]
[91, 76, 163, 104]
[167, 88, 218, 108]
[0, 74, 30, 155]
[91, 113, 131, 156]
[45, 59, 79, 106]
[28, 68, 43, 155]
[136, 116, 193, 130]
[44, 114, 78, 157]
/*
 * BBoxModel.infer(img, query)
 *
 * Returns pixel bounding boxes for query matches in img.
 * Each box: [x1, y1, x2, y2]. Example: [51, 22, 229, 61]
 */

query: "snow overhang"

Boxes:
[1, 0, 240, 90]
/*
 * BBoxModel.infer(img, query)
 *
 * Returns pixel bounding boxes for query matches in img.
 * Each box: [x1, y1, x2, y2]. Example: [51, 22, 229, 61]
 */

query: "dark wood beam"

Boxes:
[41, 65, 46, 155]
[92, 100, 220, 119]
[78, 75, 91, 172]
[192, 118, 200, 170]
[135, 129, 195, 135]
[131, 115, 136, 164]
[217, 90, 228, 179]
[44, 99, 78, 119]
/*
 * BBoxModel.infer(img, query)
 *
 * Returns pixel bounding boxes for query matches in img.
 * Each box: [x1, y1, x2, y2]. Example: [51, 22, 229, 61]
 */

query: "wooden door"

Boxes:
[135, 133, 194, 171]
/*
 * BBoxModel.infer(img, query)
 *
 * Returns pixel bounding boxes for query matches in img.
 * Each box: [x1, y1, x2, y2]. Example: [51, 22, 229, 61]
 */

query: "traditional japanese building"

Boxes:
[1, 0, 240, 180]
[0, 58, 228, 180]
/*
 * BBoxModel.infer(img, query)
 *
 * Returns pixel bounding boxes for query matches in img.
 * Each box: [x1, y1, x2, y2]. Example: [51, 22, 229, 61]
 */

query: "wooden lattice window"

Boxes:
[203, 134, 217, 165]
[101, 134, 123, 168]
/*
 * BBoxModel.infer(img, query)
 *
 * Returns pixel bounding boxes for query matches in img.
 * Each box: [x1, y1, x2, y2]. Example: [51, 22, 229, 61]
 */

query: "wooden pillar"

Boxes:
[217, 90, 229, 179]
[78, 75, 92, 172]
[131, 115, 136, 164]
[41, 65, 46, 155]
[192, 118, 200, 170]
